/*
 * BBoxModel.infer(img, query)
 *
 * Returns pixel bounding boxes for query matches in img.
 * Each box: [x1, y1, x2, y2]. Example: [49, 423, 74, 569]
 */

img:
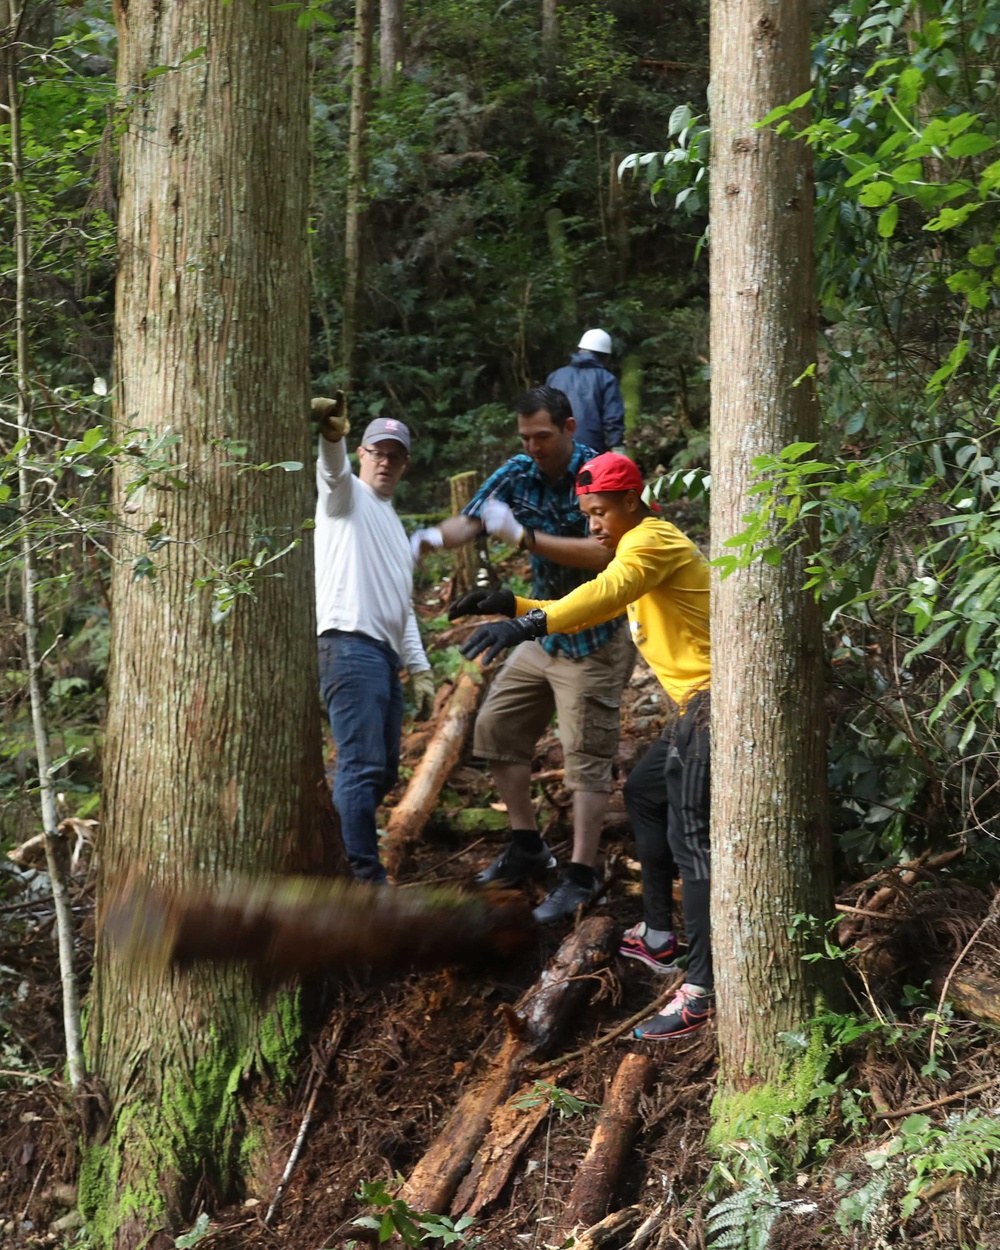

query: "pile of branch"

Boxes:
[398, 914, 618, 1214]
[100, 873, 536, 975]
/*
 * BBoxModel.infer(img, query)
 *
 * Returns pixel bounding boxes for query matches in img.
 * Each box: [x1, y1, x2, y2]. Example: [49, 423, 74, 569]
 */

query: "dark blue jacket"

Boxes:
[545, 351, 626, 453]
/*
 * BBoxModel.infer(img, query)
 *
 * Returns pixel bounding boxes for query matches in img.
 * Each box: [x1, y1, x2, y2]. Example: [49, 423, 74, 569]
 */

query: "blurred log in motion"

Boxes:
[100, 873, 536, 976]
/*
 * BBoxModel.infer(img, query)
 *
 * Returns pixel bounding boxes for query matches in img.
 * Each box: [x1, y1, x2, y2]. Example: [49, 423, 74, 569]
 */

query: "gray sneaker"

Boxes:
[532, 873, 604, 924]
[476, 839, 556, 886]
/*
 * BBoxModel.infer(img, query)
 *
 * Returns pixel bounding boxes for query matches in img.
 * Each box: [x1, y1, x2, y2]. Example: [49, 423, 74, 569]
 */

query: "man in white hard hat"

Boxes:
[546, 328, 626, 455]
[313, 401, 436, 884]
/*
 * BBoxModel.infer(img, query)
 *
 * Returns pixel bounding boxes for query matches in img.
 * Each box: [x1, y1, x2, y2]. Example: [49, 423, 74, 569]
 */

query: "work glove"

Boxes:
[447, 587, 516, 620]
[460, 611, 548, 666]
[480, 496, 524, 547]
[312, 396, 351, 443]
[409, 527, 444, 562]
[410, 669, 436, 720]
[612, 445, 626, 457]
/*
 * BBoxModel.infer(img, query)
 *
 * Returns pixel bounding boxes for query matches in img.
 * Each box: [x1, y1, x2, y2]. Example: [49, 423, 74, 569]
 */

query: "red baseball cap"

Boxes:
[575, 452, 644, 496]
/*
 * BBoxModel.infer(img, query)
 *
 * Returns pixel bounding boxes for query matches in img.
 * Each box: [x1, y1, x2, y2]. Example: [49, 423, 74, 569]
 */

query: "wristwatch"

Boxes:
[524, 608, 548, 636]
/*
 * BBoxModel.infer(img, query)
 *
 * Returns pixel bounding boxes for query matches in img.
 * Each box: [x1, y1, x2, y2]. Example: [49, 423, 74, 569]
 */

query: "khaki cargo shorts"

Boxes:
[472, 624, 635, 791]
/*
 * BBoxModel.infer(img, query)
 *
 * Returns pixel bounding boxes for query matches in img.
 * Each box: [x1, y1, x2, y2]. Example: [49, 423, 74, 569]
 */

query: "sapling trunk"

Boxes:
[5, 0, 84, 1090]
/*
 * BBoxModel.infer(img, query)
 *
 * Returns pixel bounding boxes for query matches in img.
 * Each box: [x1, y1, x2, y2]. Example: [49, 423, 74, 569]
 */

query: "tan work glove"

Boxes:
[312, 395, 351, 443]
[410, 669, 436, 720]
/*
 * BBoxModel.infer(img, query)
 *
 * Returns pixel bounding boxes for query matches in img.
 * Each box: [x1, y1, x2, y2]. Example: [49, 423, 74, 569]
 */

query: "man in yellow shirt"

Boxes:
[452, 452, 713, 1040]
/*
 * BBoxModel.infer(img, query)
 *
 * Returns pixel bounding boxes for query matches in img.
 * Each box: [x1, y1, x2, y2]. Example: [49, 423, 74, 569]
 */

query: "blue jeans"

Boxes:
[318, 630, 404, 883]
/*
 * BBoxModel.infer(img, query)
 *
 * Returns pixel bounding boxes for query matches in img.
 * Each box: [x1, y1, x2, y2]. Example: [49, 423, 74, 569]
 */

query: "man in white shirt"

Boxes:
[313, 401, 434, 883]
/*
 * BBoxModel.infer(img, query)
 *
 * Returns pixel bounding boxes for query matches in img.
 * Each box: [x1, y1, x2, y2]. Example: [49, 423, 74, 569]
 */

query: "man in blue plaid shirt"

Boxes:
[411, 387, 634, 922]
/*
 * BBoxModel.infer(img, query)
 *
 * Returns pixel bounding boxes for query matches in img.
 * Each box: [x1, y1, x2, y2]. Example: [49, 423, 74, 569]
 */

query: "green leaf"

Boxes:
[778, 442, 819, 461]
[858, 180, 894, 207]
[925, 202, 982, 232]
[946, 133, 994, 158]
[877, 202, 899, 238]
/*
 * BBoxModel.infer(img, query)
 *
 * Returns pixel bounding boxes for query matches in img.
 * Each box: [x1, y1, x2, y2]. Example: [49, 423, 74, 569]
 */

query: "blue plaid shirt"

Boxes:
[463, 442, 625, 659]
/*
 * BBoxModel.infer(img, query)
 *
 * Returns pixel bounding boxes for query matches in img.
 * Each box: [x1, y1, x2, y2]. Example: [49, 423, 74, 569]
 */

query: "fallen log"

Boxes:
[932, 969, 1000, 1026]
[398, 915, 617, 1214]
[385, 664, 487, 880]
[101, 874, 536, 976]
[571, 1205, 643, 1250]
[451, 1089, 549, 1216]
[559, 1053, 656, 1239]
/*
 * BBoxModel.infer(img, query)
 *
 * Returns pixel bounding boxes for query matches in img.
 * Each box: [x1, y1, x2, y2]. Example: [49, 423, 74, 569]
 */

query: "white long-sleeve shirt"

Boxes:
[314, 438, 430, 672]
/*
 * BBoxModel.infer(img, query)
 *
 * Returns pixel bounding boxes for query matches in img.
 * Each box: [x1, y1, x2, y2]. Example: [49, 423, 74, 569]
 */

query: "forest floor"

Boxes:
[3, 552, 1000, 1249]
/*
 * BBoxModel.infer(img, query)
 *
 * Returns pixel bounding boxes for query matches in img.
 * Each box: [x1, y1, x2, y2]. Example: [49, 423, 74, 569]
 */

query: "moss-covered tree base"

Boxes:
[80, 991, 302, 1250]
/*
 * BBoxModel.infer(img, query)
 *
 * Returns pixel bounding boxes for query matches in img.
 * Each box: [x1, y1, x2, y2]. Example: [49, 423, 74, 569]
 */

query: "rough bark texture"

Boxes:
[384, 666, 486, 879]
[541, 0, 558, 48]
[84, 4, 322, 1246]
[709, 0, 835, 1102]
[558, 1053, 655, 1237]
[451, 1092, 549, 1216]
[343, 0, 374, 395]
[379, 0, 403, 88]
[448, 471, 478, 597]
[399, 915, 617, 1214]
[932, 971, 1000, 1027]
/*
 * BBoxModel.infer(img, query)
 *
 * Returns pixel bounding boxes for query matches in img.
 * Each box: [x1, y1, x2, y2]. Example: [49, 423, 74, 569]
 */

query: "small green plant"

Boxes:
[706, 1141, 818, 1250]
[512, 1080, 599, 1119]
[353, 1179, 481, 1246]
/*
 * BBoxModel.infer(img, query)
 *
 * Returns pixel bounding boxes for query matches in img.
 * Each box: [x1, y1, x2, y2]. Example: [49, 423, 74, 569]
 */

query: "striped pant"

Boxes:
[623, 692, 712, 990]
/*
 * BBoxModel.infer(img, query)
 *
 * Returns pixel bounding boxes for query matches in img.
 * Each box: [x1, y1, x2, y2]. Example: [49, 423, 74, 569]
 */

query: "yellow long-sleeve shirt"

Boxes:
[515, 516, 710, 706]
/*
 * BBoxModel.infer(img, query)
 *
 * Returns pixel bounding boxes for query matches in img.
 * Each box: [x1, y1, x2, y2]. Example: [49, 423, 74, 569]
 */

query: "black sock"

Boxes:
[565, 860, 598, 888]
[511, 828, 544, 854]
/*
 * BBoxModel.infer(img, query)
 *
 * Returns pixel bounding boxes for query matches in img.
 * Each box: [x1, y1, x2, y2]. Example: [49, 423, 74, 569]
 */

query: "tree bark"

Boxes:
[343, 0, 375, 397]
[451, 1092, 550, 1216]
[709, 0, 835, 1103]
[558, 1053, 655, 1238]
[449, 471, 478, 598]
[541, 0, 558, 50]
[83, 3, 324, 1246]
[384, 666, 486, 879]
[379, 0, 403, 88]
[398, 915, 618, 1214]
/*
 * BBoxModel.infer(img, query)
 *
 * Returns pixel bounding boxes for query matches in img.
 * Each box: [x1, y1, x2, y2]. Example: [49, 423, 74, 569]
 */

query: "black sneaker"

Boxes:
[633, 983, 715, 1040]
[532, 873, 604, 924]
[476, 839, 556, 886]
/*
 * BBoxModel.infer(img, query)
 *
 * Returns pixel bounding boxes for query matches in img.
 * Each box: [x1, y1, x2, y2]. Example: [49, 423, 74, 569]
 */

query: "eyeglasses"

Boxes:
[361, 444, 408, 468]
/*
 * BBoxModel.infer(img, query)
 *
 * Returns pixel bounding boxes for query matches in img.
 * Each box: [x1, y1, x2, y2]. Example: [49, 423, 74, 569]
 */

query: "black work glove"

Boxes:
[460, 610, 548, 665]
[448, 587, 517, 620]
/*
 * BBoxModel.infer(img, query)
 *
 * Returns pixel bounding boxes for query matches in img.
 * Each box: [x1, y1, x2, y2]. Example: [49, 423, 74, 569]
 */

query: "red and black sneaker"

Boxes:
[633, 983, 715, 1040]
[618, 922, 684, 974]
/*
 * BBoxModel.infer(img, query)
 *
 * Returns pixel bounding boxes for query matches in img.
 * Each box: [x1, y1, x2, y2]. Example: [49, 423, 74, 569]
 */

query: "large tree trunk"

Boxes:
[379, 0, 403, 88]
[708, 0, 835, 1110]
[343, 0, 375, 397]
[82, 3, 323, 1247]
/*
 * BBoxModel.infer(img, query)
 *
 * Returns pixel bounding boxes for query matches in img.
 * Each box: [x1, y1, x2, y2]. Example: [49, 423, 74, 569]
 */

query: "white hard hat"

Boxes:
[578, 328, 612, 354]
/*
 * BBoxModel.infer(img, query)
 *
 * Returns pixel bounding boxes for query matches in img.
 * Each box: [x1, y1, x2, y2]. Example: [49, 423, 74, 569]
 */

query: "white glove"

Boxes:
[410, 527, 443, 562]
[481, 496, 524, 547]
[612, 445, 626, 456]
